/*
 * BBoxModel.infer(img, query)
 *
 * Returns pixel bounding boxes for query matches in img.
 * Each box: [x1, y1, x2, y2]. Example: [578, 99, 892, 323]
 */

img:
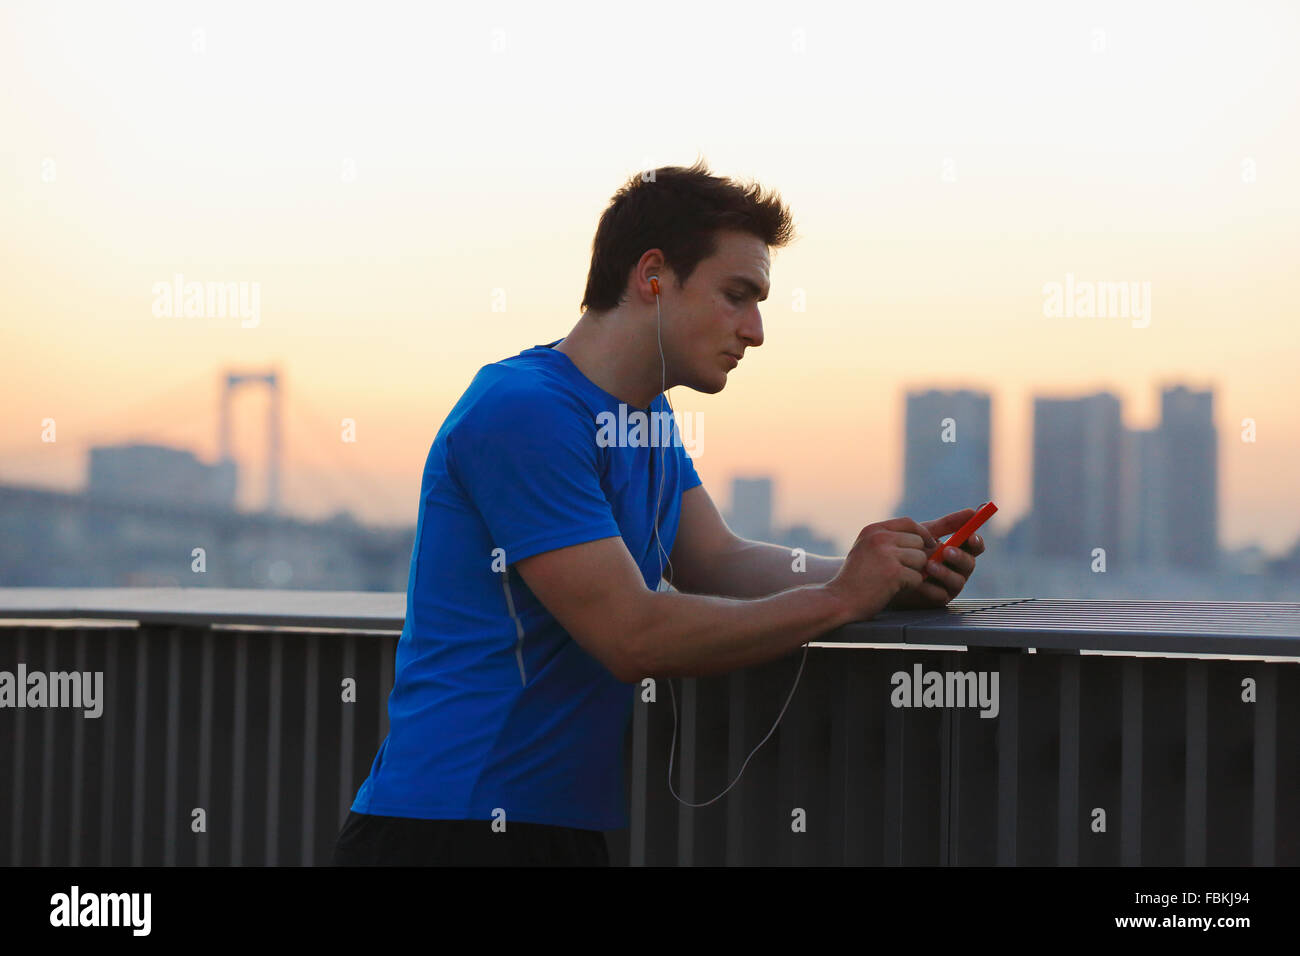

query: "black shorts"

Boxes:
[330, 811, 610, 867]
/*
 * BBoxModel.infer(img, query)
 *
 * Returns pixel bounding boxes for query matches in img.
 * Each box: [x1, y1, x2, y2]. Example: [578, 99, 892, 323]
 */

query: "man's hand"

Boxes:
[825, 517, 938, 622]
[884, 508, 985, 611]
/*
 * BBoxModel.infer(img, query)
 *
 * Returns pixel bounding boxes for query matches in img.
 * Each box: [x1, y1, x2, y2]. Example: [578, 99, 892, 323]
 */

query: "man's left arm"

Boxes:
[667, 486, 838, 598]
[669, 486, 983, 613]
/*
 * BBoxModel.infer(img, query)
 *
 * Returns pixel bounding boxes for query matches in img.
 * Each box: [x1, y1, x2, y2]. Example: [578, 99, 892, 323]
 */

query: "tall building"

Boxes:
[1119, 426, 1165, 564]
[723, 476, 837, 553]
[1028, 393, 1123, 564]
[726, 477, 773, 541]
[895, 389, 991, 521]
[1157, 385, 1218, 569]
[88, 443, 237, 512]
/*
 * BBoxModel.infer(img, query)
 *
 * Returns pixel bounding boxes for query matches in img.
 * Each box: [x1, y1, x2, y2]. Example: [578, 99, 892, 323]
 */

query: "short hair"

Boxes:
[579, 157, 796, 314]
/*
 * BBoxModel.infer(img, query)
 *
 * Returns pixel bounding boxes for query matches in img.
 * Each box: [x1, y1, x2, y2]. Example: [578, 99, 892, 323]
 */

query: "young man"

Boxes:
[331, 160, 984, 867]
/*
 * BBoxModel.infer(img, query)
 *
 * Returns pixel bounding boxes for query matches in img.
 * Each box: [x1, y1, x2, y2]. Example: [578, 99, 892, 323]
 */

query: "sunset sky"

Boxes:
[2, 0, 1298, 555]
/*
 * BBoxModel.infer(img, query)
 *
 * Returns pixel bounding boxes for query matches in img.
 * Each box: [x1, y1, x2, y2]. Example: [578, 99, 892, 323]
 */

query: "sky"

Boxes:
[2, 0, 1298, 555]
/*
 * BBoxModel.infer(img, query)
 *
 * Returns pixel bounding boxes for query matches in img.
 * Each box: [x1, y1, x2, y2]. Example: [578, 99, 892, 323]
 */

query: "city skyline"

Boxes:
[6, 372, 1292, 565]
[3, 2, 1298, 559]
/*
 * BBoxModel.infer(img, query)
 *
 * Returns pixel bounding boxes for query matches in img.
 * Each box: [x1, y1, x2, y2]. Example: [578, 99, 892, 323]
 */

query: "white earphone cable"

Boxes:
[650, 281, 810, 808]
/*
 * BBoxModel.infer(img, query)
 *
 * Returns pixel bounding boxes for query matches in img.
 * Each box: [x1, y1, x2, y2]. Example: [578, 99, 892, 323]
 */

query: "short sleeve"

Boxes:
[446, 381, 622, 566]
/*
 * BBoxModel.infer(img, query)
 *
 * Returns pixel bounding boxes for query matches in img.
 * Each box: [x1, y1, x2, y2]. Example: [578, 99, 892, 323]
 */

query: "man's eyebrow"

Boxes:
[726, 275, 769, 301]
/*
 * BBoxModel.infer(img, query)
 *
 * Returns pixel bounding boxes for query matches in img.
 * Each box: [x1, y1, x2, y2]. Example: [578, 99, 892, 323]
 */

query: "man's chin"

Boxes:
[676, 369, 727, 395]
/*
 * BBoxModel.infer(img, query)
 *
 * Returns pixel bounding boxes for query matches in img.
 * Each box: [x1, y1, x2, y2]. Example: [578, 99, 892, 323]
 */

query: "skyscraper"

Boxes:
[895, 389, 991, 522]
[1119, 426, 1165, 564]
[726, 476, 773, 542]
[1029, 393, 1123, 564]
[1158, 385, 1218, 569]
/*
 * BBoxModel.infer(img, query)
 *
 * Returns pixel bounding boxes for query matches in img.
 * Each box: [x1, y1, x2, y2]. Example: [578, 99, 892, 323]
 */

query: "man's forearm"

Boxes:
[691, 537, 919, 612]
[631, 582, 858, 680]
[687, 537, 844, 599]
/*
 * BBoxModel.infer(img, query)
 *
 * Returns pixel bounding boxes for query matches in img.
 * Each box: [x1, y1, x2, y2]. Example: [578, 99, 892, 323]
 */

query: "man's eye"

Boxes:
[726, 292, 743, 303]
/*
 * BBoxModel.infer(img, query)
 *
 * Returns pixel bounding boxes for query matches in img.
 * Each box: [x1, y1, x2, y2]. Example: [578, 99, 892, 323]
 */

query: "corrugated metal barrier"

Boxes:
[1, 596, 1297, 865]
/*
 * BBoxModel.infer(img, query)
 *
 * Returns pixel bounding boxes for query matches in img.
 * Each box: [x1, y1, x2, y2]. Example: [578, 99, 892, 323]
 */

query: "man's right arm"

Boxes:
[513, 520, 933, 682]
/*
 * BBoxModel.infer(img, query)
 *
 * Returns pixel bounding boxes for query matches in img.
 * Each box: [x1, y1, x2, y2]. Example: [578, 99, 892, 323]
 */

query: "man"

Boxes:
[331, 160, 984, 866]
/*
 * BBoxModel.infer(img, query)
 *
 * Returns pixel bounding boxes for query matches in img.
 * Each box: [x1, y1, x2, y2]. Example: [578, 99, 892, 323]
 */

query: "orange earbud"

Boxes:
[649, 275, 660, 296]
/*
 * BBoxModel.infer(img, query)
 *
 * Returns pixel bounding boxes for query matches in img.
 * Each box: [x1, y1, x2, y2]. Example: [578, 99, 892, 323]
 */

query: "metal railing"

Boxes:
[1, 589, 1296, 865]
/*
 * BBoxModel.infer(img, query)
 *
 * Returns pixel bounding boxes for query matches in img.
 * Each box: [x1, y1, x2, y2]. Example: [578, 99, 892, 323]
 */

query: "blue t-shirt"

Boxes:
[349, 339, 702, 831]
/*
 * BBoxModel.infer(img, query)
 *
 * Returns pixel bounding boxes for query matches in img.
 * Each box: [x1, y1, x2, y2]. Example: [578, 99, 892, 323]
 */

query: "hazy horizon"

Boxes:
[3, 0, 1298, 557]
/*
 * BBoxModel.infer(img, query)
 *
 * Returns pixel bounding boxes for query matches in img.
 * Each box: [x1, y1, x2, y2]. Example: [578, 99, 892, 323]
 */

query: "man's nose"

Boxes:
[741, 306, 764, 348]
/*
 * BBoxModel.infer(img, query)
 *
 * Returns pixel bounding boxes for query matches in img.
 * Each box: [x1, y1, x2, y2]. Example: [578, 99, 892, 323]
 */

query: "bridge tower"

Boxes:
[218, 368, 282, 515]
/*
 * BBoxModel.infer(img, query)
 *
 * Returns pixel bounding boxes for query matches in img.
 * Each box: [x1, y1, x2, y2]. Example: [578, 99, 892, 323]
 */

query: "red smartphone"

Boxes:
[927, 501, 997, 564]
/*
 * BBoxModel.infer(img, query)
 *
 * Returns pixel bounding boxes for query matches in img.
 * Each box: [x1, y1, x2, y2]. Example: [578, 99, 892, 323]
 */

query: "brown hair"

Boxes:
[580, 156, 796, 313]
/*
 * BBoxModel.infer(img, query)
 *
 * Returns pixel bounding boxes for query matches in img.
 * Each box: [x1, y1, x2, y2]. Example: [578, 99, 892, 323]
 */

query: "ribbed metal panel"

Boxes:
[0, 624, 397, 866]
[625, 646, 1298, 865]
[1, 604, 1297, 865]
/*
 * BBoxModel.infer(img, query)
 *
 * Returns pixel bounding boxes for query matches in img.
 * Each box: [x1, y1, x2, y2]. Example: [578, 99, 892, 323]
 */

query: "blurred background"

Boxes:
[2, 0, 1297, 599]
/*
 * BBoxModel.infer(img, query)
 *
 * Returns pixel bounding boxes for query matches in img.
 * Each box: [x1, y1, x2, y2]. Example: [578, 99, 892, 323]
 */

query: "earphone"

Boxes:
[648, 273, 811, 809]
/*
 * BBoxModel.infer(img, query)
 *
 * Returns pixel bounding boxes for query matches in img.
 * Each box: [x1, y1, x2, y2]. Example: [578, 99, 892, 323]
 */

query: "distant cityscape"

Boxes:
[731, 382, 1297, 600]
[1, 378, 1297, 600]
